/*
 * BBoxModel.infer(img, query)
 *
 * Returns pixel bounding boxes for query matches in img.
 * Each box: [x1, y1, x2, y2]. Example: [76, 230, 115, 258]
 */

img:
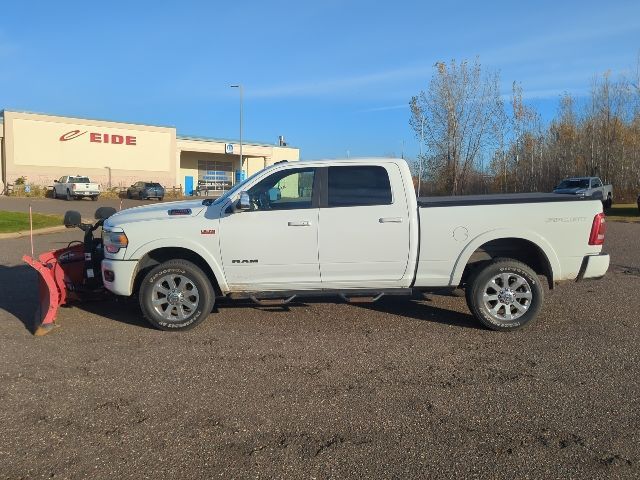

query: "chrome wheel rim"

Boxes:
[482, 272, 532, 321]
[151, 274, 200, 321]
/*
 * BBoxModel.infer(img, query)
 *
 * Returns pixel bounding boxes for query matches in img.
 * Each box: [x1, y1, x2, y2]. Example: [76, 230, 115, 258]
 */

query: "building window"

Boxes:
[197, 160, 233, 193]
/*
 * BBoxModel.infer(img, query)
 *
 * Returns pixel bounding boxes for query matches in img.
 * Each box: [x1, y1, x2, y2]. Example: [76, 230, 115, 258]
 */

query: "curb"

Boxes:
[0, 225, 69, 240]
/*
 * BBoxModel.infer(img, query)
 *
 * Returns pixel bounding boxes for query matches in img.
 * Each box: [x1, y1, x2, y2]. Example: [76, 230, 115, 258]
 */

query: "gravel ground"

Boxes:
[0, 221, 638, 479]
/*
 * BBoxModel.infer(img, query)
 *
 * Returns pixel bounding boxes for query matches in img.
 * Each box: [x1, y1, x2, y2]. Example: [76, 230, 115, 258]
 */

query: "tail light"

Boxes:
[588, 212, 606, 245]
[71, 184, 76, 190]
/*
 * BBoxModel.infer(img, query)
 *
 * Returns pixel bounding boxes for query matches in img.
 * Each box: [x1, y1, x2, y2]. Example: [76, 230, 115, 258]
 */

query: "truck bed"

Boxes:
[417, 193, 584, 208]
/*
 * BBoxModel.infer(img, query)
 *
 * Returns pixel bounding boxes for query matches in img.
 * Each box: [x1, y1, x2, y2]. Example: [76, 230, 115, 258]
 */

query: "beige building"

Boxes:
[0, 110, 299, 195]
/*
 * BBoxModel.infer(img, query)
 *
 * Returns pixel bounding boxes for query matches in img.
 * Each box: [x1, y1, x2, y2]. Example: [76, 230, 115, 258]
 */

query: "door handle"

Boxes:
[379, 217, 403, 223]
[288, 220, 312, 226]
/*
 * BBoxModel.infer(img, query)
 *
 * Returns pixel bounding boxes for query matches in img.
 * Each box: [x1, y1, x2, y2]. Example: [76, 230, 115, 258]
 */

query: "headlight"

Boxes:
[575, 190, 586, 197]
[103, 229, 128, 254]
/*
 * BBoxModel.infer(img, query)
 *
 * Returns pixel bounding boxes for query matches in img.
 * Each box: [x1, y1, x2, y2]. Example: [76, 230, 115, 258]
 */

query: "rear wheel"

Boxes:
[465, 258, 543, 331]
[139, 260, 214, 331]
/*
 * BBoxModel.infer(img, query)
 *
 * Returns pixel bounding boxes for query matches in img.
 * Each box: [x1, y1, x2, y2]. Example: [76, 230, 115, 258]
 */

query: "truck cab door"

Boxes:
[219, 167, 320, 291]
[57, 177, 66, 195]
[318, 164, 411, 288]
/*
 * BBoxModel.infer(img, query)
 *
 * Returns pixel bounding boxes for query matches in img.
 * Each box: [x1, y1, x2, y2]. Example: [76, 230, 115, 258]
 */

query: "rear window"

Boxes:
[69, 177, 90, 183]
[327, 166, 392, 207]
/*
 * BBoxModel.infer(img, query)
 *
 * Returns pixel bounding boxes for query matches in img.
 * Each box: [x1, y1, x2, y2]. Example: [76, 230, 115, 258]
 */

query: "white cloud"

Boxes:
[357, 104, 409, 113]
[248, 64, 433, 98]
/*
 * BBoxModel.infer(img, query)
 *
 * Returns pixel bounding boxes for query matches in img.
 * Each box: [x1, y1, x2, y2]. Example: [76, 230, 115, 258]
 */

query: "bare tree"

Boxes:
[410, 58, 503, 195]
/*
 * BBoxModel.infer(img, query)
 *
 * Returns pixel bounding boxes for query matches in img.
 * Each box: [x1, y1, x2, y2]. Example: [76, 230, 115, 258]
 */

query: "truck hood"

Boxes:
[553, 188, 585, 195]
[105, 199, 207, 228]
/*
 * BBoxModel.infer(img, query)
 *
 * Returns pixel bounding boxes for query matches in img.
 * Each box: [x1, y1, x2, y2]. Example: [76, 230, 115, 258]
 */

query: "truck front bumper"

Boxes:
[101, 259, 137, 296]
[577, 253, 610, 281]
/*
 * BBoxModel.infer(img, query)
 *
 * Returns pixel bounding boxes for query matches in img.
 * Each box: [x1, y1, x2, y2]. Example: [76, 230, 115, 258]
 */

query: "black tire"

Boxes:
[465, 258, 543, 331]
[66, 189, 72, 201]
[139, 192, 145, 200]
[604, 194, 612, 210]
[158, 196, 164, 202]
[52, 188, 57, 199]
[127, 190, 132, 199]
[91, 195, 98, 201]
[139, 260, 214, 331]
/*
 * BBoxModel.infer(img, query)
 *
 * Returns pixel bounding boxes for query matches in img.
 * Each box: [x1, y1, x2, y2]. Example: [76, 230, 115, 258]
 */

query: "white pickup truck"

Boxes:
[101, 158, 609, 332]
[553, 176, 613, 208]
[52, 175, 101, 201]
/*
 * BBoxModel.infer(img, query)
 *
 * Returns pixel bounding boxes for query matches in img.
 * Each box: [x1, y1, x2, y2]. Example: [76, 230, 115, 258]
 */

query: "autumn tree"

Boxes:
[410, 58, 503, 195]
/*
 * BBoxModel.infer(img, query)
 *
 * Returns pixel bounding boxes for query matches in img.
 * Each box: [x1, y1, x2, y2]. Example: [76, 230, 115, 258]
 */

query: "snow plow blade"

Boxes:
[22, 245, 85, 336]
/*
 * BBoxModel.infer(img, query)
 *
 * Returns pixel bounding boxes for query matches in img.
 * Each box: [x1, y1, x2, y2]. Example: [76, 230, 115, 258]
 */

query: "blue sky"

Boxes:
[1, 0, 639, 159]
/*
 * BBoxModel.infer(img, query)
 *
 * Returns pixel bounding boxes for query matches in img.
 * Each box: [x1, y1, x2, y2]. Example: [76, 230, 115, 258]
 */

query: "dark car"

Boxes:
[126, 181, 165, 200]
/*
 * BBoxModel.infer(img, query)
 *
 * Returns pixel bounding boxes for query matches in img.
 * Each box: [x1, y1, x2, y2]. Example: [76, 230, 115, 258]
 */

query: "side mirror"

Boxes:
[95, 206, 117, 220]
[238, 191, 251, 211]
[63, 210, 82, 228]
[53, 179, 59, 183]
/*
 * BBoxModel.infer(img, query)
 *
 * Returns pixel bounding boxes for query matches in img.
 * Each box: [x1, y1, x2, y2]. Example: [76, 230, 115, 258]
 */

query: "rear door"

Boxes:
[318, 164, 411, 287]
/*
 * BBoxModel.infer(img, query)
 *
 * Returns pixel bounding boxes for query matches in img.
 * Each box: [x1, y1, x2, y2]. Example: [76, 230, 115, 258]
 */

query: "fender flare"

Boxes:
[450, 228, 561, 286]
[126, 237, 229, 292]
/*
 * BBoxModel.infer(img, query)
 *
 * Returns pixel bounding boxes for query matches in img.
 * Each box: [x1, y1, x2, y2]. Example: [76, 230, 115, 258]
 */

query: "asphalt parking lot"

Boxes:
[0, 199, 639, 478]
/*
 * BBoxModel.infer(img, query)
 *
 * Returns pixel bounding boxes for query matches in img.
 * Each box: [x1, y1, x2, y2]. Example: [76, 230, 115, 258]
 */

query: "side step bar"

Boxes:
[228, 288, 413, 306]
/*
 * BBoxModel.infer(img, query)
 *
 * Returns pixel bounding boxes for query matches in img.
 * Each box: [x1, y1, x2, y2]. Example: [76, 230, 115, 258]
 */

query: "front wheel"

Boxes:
[465, 258, 543, 331]
[65, 189, 72, 201]
[139, 260, 215, 331]
[91, 195, 98, 201]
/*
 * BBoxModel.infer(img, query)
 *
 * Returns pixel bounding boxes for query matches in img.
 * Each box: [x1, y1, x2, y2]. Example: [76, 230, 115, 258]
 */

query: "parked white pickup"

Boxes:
[553, 176, 613, 208]
[53, 175, 100, 201]
[101, 158, 609, 332]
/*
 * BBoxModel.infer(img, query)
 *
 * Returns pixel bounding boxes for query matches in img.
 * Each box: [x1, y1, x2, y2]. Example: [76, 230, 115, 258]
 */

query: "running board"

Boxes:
[339, 293, 385, 303]
[228, 288, 412, 305]
[249, 295, 296, 307]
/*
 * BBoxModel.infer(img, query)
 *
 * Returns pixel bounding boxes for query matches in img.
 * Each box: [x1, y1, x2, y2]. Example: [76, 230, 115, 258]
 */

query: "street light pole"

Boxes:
[230, 84, 244, 179]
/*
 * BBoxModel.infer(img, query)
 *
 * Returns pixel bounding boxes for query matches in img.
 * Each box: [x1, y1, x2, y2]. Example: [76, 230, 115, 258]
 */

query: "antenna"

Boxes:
[29, 204, 34, 259]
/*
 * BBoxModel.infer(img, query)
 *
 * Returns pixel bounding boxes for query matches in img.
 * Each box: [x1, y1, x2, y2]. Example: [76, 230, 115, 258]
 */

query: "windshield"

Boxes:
[556, 179, 589, 189]
[145, 183, 162, 187]
[213, 169, 267, 204]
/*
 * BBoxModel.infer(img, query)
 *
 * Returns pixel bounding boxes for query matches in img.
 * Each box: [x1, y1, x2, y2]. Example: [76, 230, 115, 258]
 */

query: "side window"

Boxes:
[592, 178, 602, 188]
[60, 176, 67, 183]
[327, 166, 392, 207]
[247, 168, 315, 211]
